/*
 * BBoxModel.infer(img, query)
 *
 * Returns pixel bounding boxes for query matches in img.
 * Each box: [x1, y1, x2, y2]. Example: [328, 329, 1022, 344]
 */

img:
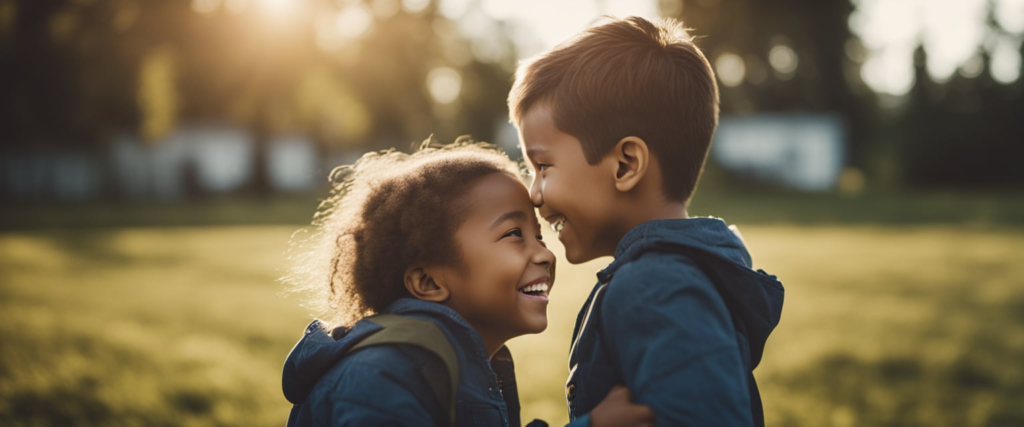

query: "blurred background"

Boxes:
[1, 0, 1022, 426]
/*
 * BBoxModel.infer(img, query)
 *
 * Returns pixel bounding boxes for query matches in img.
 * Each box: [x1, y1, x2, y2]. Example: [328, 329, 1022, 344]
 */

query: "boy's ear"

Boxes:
[611, 136, 649, 193]
[403, 266, 450, 302]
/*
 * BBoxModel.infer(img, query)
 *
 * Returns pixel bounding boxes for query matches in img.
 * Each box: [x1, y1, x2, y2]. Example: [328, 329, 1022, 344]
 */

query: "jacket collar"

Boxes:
[598, 217, 751, 283]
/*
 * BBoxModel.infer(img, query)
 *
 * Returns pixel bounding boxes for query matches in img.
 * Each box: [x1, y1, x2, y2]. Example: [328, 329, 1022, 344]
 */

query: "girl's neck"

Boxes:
[466, 324, 509, 359]
[479, 331, 508, 359]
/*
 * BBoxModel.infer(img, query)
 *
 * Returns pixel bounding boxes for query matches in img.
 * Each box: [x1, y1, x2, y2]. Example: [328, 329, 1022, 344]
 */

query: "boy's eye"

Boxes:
[503, 228, 523, 239]
[536, 164, 550, 172]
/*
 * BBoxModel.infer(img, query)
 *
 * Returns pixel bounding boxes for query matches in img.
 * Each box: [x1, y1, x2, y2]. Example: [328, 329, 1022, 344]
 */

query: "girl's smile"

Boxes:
[517, 276, 551, 301]
[433, 172, 556, 356]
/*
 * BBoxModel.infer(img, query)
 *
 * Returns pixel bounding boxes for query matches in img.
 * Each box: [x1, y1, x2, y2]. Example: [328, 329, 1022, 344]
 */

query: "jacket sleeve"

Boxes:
[599, 256, 754, 426]
[322, 351, 444, 427]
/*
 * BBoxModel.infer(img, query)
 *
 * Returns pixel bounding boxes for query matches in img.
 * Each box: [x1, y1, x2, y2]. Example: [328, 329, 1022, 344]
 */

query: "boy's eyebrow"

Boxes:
[490, 211, 527, 229]
[525, 148, 547, 159]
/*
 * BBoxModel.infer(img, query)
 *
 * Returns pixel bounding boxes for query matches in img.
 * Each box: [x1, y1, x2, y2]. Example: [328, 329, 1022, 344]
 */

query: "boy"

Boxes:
[509, 17, 785, 426]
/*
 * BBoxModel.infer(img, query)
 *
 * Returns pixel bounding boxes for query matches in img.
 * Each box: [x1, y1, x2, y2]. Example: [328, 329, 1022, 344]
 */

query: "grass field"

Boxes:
[2, 200, 1024, 426]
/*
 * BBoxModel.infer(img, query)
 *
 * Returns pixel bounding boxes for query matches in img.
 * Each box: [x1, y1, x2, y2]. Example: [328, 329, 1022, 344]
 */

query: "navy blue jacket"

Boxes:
[564, 218, 784, 427]
[282, 298, 522, 427]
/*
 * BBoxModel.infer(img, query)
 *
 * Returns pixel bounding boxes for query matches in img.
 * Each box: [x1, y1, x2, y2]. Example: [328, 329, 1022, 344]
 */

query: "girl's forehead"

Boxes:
[460, 174, 535, 222]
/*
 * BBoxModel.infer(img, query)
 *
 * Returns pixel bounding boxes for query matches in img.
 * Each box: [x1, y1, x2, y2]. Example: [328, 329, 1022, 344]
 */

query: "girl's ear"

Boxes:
[611, 136, 649, 193]
[403, 266, 450, 302]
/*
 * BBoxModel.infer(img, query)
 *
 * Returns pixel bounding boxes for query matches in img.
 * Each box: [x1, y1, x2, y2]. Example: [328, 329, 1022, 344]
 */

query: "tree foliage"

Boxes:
[0, 0, 516, 151]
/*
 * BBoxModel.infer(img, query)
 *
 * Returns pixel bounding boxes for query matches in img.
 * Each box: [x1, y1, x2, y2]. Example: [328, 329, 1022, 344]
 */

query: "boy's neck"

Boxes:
[601, 200, 688, 259]
[646, 201, 689, 222]
[620, 200, 689, 233]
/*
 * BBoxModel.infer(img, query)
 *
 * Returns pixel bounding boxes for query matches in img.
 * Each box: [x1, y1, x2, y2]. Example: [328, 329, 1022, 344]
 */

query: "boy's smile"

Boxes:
[519, 103, 625, 264]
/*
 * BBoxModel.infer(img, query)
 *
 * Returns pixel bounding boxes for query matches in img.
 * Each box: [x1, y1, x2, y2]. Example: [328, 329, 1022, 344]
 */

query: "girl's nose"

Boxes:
[534, 245, 556, 283]
[533, 240, 555, 265]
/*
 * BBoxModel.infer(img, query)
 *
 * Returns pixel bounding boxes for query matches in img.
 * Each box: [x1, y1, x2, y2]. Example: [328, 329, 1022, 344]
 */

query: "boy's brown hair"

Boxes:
[508, 16, 719, 202]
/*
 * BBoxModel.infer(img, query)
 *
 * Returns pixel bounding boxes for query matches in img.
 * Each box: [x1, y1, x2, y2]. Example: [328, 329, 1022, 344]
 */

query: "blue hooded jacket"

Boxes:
[282, 298, 524, 427]
[564, 218, 784, 427]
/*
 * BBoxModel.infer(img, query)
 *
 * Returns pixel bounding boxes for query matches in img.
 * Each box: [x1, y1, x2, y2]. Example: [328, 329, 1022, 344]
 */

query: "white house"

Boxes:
[711, 114, 846, 191]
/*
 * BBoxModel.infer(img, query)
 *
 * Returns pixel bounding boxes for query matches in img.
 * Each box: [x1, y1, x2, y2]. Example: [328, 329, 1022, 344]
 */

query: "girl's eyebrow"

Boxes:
[490, 211, 527, 229]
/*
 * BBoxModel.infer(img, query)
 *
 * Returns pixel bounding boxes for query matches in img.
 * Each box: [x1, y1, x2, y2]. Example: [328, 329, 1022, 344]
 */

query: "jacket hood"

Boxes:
[602, 217, 785, 369]
[282, 318, 378, 405]
[281, 298, 487, 405]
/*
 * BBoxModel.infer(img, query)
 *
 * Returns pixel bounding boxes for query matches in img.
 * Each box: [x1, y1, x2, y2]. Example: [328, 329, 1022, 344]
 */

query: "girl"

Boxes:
[281, 141, 651, 427]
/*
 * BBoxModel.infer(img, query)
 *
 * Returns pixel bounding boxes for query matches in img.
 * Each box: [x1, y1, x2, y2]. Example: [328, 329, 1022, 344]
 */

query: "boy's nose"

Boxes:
[529, 177, 544, 207]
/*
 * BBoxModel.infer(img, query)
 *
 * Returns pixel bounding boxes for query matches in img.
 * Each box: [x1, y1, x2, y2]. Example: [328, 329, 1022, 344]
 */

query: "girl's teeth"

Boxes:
[521, 283, 550, 293]
[551, 219, 564, 232]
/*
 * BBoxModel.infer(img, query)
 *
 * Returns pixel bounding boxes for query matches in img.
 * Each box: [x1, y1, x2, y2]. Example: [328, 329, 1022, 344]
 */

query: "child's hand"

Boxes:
[590, 385, 654, 427]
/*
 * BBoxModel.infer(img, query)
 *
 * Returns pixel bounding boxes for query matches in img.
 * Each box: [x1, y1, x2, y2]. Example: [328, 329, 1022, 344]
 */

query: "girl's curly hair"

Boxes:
[284, 137, 523, 328]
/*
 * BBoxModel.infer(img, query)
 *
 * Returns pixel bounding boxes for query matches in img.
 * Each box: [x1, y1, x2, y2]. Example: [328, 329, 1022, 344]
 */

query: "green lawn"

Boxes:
[2, 220, 1023, 426]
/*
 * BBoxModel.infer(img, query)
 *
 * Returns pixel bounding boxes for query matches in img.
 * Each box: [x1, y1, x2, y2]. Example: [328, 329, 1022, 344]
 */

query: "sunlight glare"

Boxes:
[990, 38, 1023, 84]
[995, 0, 1024, 33]
[260, 0, 294, 16]
[860, 46, 914, 96]
[920, 0, 987, 80]
[403, 0, 430, 13]
[440, 0, 471, 19]
[472, 0, 658, 57]
[715, 53, 746, 87]
[849, 0, 1023, 93]
[427, 67, 462, 104]
[769, 43, 798, 77]
[336, 6, 373, 39]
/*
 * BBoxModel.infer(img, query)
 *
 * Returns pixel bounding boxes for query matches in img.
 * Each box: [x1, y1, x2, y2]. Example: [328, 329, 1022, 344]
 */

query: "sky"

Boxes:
[851, 0, 1023, 94]
[436, 0, 1024, 96]
[235, 0, 1023, 97]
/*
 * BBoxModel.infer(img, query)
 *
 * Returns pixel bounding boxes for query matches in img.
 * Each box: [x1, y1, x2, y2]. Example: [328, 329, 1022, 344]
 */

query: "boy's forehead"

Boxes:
[522, 144, 547, 159]
[520, 102, 556, 130]
[519, 103, 575, 151]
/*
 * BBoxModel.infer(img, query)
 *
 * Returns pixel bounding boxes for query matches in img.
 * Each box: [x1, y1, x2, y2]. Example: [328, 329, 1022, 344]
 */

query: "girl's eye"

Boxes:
[537, 164, 550, 172]
[503, 229, 523, 239]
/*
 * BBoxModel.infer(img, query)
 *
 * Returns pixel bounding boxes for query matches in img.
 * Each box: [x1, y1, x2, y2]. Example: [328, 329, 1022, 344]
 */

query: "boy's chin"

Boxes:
[564, 246, 601, 265]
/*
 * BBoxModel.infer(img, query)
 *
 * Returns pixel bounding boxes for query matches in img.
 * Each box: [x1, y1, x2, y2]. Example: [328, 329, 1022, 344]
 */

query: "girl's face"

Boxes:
[439, 172, 556, 353]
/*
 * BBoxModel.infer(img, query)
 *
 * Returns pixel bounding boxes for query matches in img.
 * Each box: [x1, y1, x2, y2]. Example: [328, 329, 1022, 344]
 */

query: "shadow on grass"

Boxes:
[8, 380, 114, 427]
[770, 350, 1023, 427]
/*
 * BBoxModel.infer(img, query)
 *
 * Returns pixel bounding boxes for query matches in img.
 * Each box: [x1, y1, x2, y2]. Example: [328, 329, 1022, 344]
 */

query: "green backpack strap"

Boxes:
[346, 314, 459, 426]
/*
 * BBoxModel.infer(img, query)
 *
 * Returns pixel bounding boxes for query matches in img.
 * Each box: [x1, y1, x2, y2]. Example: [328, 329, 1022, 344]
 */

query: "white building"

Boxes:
[711, 114, 846, 192]
[1, 123, 330, 203]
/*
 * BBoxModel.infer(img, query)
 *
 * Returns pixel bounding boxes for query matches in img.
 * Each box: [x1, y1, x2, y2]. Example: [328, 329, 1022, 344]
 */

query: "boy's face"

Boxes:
[442, 172, 556, 345]
[519, 104, 623, 264]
